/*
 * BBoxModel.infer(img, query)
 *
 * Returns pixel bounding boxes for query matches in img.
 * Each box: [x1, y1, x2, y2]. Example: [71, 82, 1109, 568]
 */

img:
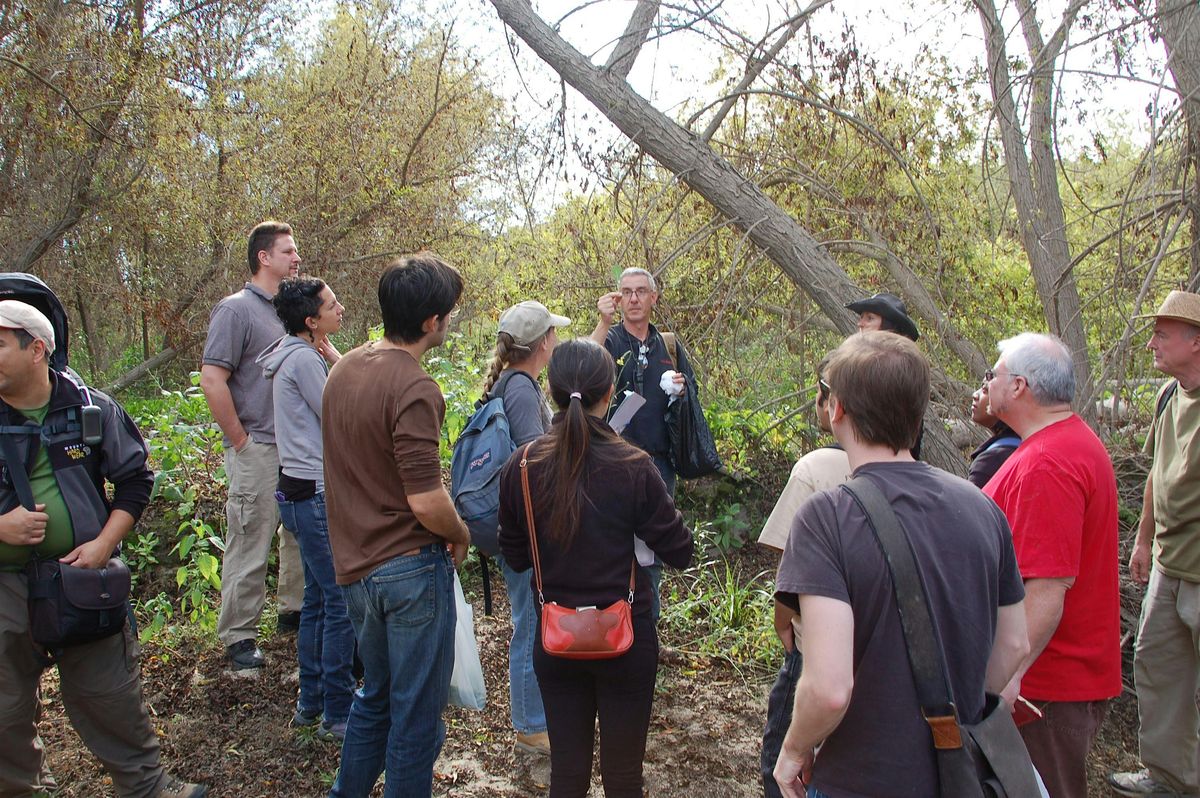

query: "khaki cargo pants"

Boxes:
[0, 571, 167, 798]
[1134, 567, 1200, 793]
[217, 439, 304, 646]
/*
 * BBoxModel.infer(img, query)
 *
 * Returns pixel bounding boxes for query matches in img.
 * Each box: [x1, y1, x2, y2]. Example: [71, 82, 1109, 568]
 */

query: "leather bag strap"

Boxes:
[518, 444, 545, 605]
[841, 476, 962, 739]
[519, 443, 636, 607]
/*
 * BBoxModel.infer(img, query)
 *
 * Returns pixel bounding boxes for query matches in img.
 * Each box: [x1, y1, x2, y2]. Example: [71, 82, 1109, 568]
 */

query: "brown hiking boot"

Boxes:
[515, 731, 551, 756]
[158, 775, 208, 798]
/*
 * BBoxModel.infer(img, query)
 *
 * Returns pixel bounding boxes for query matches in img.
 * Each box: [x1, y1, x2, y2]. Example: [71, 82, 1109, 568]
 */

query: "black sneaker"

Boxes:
[226, 639, 264, 671]
[292, 706, 321, 727]
[277, 611, 301, 633]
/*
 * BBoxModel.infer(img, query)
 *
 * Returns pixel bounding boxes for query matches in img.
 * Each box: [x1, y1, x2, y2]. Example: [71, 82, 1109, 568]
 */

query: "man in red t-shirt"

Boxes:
[983, 332, 1122, 798]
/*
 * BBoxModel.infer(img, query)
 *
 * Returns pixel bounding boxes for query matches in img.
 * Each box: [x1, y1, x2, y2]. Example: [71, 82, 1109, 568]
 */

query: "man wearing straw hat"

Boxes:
[1110, 290, 1200, 797]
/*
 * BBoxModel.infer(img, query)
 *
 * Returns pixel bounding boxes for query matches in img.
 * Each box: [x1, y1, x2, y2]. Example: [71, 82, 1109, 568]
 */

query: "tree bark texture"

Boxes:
[488, 0, 969, 474]
[1157, 0, 1200, 284]
[977, 0, 1096, 413]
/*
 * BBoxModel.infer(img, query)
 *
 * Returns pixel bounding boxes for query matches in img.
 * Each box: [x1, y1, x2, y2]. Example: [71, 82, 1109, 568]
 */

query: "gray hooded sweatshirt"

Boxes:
[257, 335, 328, 490]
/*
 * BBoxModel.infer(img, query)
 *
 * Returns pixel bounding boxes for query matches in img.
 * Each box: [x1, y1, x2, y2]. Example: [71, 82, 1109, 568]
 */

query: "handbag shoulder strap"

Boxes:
[840, 475, 965, 750]
[518, 444, 545, 605]
[519, 442, 637, 607]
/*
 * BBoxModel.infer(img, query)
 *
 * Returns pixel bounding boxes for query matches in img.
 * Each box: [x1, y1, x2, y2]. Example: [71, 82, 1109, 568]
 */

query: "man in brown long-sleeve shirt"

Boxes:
[321, 253, 470, 798]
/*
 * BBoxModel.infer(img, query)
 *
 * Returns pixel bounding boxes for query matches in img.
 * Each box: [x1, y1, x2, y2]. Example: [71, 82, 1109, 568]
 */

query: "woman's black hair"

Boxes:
[529, 339, 644, 546]
[273, 277, 326, 336]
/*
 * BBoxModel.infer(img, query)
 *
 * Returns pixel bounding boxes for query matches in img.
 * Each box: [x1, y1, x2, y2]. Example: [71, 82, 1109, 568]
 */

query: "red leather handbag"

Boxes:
[519, 444, 635, 660]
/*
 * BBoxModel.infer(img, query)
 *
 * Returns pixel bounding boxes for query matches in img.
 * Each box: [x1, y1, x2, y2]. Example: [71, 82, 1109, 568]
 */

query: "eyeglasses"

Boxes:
[818, 378, 831, 396]
[620, 288, 653, 299]
[984, 369, 1023, 383]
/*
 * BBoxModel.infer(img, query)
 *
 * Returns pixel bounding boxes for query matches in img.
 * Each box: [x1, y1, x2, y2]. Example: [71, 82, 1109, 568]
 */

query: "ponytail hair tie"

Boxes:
[569, 391, 582, 400]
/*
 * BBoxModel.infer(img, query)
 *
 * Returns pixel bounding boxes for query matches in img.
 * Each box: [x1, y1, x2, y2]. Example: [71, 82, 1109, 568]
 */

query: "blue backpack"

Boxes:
[450, 371, 534, 558]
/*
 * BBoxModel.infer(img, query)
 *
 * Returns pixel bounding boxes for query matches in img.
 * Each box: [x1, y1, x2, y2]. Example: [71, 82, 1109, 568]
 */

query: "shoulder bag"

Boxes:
[660, 334, 722, 479]
[518, 443, 635, 659]
[841, 475, 1040, 798]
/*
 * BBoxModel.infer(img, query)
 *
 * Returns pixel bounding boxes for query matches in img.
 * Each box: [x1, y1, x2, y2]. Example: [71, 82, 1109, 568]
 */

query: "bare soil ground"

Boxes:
[37, 543, 1141, 796]
[38, 613, 1142, 795]
[37, 575, 768, 797]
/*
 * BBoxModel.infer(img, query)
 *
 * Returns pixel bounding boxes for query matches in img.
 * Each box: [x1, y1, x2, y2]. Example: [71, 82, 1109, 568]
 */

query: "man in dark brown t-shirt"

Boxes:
[322, 254, 469, 798]
[771, 332, 1029, 798]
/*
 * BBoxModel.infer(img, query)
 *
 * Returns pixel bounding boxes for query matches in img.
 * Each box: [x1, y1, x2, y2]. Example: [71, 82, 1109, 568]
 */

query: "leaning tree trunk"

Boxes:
[1157, 0, 1200, 286]
[487, 0, 971, 474]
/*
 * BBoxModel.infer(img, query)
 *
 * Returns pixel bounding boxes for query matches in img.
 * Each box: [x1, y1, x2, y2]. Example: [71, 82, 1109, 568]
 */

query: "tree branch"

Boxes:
[604, 0, 659, 80]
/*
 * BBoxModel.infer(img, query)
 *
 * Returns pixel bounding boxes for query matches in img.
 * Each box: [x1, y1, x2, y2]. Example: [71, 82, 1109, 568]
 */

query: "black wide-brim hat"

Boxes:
[845, 292, 920, 341]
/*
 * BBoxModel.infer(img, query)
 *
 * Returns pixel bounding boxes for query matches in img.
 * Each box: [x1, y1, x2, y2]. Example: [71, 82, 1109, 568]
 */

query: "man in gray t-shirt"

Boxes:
[200, 220, 305, 670]
[770, 332, 1029, 798]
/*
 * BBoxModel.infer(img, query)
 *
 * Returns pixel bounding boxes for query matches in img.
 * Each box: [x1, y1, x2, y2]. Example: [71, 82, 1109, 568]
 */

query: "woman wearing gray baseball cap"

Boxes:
[480, 300, 570, 758]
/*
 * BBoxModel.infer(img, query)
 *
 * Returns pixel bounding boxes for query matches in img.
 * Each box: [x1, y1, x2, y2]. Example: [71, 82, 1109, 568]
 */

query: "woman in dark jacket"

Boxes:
[498, 339, 693, 798]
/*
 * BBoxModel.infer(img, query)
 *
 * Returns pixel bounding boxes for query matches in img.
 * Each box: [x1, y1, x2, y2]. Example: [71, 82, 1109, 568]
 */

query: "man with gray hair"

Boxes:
[1110, 290, 1200, 797]
[591, 267, 692, 621]
[983, 332, 1121, 798]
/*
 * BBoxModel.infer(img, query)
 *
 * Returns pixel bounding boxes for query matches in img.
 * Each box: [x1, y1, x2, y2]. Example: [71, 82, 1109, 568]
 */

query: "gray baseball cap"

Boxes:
[498, 301, 571, 347]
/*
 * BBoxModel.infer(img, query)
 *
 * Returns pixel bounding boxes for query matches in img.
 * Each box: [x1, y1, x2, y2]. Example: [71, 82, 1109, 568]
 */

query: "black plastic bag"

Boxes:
[666, 379, 722, 479]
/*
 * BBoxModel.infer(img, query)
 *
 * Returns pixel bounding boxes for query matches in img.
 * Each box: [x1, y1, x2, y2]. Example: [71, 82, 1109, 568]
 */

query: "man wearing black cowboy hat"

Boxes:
[845, 293, 923, 458]
[845, 292, 920, 342]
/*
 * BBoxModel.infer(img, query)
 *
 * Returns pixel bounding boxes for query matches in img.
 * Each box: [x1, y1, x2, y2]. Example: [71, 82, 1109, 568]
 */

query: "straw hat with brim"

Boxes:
[1139, 290, 1200, 328]
[845, 292, 920, 341]
[498, 300, 571, 348]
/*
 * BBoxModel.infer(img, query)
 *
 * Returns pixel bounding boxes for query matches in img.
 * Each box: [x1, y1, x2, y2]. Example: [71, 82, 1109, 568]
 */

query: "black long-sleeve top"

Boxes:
[498, 422, 693, 618]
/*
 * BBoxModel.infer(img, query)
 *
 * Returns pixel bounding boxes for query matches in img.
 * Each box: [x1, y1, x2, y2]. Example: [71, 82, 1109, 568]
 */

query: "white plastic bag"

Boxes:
[447, 571, 486, 711]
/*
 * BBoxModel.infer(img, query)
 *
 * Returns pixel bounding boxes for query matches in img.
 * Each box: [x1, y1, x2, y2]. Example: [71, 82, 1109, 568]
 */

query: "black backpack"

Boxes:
[0, 272, 70, 371]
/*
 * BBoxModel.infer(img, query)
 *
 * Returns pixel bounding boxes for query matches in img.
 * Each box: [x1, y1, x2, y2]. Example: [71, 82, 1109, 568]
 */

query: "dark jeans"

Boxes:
[1018, 698, 1108, 798]
[534, 613, 658, 798]
[643, 454, 676, 622]
[761, 648, 803, 798]
[330, 545, 455, 798]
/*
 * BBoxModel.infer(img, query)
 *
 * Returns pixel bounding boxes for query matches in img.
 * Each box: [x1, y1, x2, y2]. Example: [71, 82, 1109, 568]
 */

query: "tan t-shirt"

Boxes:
[760, 445, 852, 640]
[759, 446, 852, 551]
[322, 343, 447, 585]
[1145, 381, 1200, 580]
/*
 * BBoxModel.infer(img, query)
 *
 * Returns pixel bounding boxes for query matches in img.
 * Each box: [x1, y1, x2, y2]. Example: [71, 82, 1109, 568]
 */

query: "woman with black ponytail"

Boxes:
[497, 339, 693, 798]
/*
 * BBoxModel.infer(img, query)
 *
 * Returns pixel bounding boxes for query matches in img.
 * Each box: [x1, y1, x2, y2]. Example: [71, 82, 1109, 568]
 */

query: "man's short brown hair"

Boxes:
[247, 221, 293, 275]
[827, 331, 929, 452]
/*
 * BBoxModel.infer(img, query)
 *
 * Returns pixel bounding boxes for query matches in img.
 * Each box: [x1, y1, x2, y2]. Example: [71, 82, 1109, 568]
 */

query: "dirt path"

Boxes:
[37, 587, 1138, 797]
[38, 590, 766, 797]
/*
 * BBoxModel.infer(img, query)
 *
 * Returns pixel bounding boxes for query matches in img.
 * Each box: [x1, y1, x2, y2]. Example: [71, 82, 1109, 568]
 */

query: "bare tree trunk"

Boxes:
[74, 286, 103, 380]
[977, 0, 1096, 415]
[488, 0, 971, 475]
[102, 344, 187, 396]
[1157, 0, 1200, 283]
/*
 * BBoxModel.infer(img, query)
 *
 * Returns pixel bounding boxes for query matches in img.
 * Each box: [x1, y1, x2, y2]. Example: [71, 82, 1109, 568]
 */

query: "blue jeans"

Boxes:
[761, 648, 802, 798]
[329, 545, 455, 798]
[278, 492, 354, 725]
[497, 555, 546, 735]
